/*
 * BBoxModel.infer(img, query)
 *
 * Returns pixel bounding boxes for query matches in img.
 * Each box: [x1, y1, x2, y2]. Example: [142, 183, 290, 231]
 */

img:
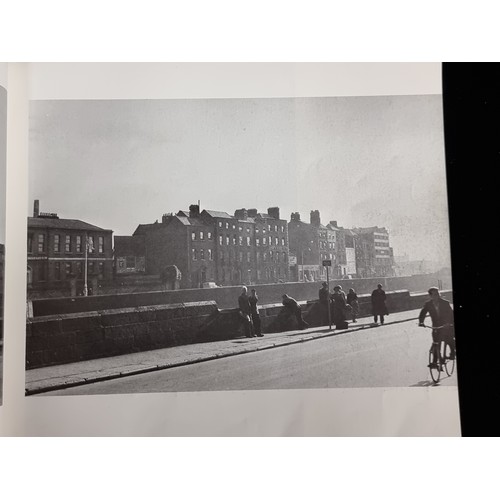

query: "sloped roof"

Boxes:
[202, 210, 233, 219]
[28, 217, 111, 232]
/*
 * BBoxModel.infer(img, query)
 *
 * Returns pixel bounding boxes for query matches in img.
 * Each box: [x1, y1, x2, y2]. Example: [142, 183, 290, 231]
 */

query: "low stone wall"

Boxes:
[30, 271, 452, 318]
[26, 290, 453, 369]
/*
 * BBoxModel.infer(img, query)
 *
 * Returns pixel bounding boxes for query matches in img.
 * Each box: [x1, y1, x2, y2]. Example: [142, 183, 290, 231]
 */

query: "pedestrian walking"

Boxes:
[238, 286, 255, 337]
[282, 294, 309, 330]
[346, 288, 359, 323]
[331, 285, 349, 329]
[319, 282, 332, 325]
[371, 283, 389, 325]
[249, 289, 264, 337]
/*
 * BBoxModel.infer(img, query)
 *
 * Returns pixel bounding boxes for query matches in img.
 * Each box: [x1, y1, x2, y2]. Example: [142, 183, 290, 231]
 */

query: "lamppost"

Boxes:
[83, 234, 94, 297]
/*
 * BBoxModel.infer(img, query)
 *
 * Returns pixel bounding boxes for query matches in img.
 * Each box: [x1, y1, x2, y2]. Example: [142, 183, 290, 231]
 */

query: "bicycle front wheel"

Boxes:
[429, 347, 441, 383]
[443, 343, 456, 377]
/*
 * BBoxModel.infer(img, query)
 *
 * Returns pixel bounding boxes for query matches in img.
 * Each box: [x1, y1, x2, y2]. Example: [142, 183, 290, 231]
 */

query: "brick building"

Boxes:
[288, 210, 337, 282]
[114, 235, 146, 274]
[27, 201, 113, 294]
[351, 226, 395, 277]
[127, 204, 289, 289]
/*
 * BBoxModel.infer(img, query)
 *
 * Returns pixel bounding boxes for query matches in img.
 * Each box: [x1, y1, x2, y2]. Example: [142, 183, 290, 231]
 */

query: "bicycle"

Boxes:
[420, 323, 455, 383]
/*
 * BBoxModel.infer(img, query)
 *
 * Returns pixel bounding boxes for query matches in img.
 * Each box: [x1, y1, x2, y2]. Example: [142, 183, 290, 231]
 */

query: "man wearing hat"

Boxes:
[371, 283, 389, 325]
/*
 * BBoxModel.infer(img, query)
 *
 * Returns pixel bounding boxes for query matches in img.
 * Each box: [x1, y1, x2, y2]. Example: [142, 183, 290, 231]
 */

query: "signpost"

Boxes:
[323, 259, 332, 330]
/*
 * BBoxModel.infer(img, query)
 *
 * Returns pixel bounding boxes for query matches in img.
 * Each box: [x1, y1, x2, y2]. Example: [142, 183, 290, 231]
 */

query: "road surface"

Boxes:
[48, 320, 457, 395]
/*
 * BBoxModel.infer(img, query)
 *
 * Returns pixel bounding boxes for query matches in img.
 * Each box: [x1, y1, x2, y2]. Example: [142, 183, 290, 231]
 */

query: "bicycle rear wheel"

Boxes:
[443, 343, 456, 376]
[428, 347, 441, 383]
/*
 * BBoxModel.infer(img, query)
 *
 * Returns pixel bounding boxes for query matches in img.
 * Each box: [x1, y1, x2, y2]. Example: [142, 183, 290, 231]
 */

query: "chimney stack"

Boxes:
[290, 212, 301, 222]
[267, 207, 280, 220]
[33, 200, 40, 218]
[189, 204, 200, 218]
[234, 208, 248, 220]
[310, 210, 321, 227]
[248, 209, 258, 217]
[329, 220, 338, 228]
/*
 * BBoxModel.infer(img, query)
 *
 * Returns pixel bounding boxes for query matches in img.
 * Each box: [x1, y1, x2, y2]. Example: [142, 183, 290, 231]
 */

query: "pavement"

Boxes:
[26, 309, 421, 395]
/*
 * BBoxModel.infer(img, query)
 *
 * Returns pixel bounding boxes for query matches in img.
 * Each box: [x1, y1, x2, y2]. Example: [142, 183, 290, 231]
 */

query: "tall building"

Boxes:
[288, 210, 337, 282]
[27, 200, 113, 293]
[351, 226, 395, 277]
[128, 204, 289, 289]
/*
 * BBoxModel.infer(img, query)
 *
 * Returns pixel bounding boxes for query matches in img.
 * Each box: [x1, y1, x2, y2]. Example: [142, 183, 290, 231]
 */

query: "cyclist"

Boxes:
[418, 287, 455, 370]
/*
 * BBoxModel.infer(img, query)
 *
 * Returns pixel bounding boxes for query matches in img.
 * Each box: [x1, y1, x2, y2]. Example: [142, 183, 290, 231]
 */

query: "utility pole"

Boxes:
[83, 232, 88, 296]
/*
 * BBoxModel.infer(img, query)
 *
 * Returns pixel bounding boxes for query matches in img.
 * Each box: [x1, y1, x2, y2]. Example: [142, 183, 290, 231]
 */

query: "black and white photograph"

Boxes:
[0, 80, 6, 405]
[25, 83, 457, 398]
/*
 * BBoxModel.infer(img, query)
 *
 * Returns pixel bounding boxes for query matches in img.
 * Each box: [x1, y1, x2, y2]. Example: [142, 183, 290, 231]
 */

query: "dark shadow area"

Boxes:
[443, 63, 500, 436]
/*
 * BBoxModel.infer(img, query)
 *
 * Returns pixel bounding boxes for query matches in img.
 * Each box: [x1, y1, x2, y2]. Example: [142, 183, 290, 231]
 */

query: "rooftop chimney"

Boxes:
[248, 209, 258, 217]
[290, 212, 301, 222]
[33, 199, 40, 218]
[267, 207, 280, 220]
[310, 210, 321, 227]
[189, 204, 200, 218]
[329, 220, 338, 228]
[234, 208, 248, 221]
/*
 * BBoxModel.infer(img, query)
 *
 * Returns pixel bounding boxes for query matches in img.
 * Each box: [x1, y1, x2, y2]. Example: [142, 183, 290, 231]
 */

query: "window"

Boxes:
[226, 236, 230, 246]
[219, 235, 223, 245]
[76, 235, 82, 253]
[98, 236, 104, 253]
[39, 265, 47, 282]
[263, 237, 267, 245]
[65, 263, 72, 278]
[38, 234, 45, 253]
[54, 262, 61, 280]
[281, 225, 285, 232]
[76, 262, 83, 278]
[239, 236, 243, 245]
[218, 222, 223, 228]
[263, 228, 266, 234]
[208, 232, 212, 240]
[270, 251, 273, 261]
[208, 249, 213, 260]
[256, 228, 259, 233]
[239, 252, 243, 262]
[263, 252, 267, 262]
[246, 236, 251, 246]
[247, 252, 251, 262]
[283, 252, 287, 263]
[256, 238, 260, 246]
[27, 234, 33, 253]
[225, 222, 229, 229]
[219, 250, 223, 260]
[232, 224, 236, 230]
[239, 226, 243, 232]
[65, 235, 71, 252]
[275, 225, 278, 232]
[281, 238, 285, 246]
[257, 252, 260, 261]
[200, 249, 205, 260]
[192, 248, 197, 260]
[275, 237, 278, 246]
[98, 262, 104, 277]
[246, 228, 250, 233]
[88, 236, 94, 253]
[88, 262, 94, 275]
[200, 231, 204, 240]
[54, 235, 60, 252]
[232, 235, 237, 245]
[192, 232, 196, 241]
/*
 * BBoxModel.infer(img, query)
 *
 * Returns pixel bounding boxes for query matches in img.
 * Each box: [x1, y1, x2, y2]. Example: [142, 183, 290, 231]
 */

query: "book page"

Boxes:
[15, 63, 460, 435]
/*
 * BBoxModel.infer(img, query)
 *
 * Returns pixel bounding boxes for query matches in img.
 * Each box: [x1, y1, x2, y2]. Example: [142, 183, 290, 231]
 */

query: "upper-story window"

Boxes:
[226, 236, 230, 246]
[219, 235, 223, 245]
[225, 222, 229, 229]
[200, 231, 204, 240]
[281, 238, 285, 246]
[246, 228, 250, 233]
[88, 236, 94, 253]
[281, 225, 285, 232]
[76, 235, 82, 253]
[246, 236, 251, 246]
[208, 232, 212, 240]
[275, 225, 278, 232]
[65, 235, 71, 252]
[239, 236, 243, 246]
[256, 238, 260, 246]
[218, 222, 223, 228]
[232, 224, 236, 230]
[192, 232, 196, 241]
[275, 237, 278, 246]
[27, 234, 33, 253]
[98, 236, 104, 253]
[192, 248, 197, 260]
[54, 234, 60, 252]
[232, 235, 237, 245]
[263, 237, 267, 245]
[200, 249, 205, 260]
[38, 234, 45, 253]
[208, 249, 213, 260]
[239, 226, 243, 232]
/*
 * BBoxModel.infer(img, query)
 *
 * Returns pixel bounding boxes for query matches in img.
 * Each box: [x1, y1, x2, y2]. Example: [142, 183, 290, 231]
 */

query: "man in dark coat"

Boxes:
[331, 285, 349, 329]
[319, 282, 331, 325]
[371, 283, 389, 324]
[282, 294, 309, 330]
[238, 286, 255, 338]
[248, 288, 263, 337]
[419, 287, 455, 368]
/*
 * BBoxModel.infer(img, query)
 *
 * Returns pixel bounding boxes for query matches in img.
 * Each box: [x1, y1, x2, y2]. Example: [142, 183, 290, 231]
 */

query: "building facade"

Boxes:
[129, 204, 289, 289]
[27, 201, 113, 294]
[351, 226, 395, 277]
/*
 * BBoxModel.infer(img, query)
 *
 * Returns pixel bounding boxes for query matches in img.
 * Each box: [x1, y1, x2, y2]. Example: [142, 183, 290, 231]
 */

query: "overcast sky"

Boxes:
[28, 95, 451, 264]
